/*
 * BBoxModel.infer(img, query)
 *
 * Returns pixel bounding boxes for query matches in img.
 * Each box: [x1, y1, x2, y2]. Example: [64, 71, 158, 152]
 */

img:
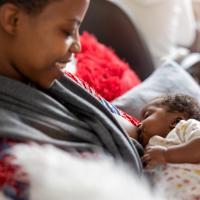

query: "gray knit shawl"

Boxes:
[0, 75, 142, 174]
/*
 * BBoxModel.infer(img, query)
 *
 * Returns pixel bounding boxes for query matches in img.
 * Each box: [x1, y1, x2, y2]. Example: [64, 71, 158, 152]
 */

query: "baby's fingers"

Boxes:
[142, 154, 150, 161]
[141, 154, 151, 166]
[144, 146, 153, 153]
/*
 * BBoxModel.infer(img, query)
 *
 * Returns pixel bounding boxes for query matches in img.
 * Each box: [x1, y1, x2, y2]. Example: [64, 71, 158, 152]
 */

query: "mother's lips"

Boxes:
[55, 59, 71, 69]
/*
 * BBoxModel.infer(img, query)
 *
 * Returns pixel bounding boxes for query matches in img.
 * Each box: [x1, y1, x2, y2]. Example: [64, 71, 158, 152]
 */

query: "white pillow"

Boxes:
[112, 61, 200, 119]
[108, 0, 196, 67]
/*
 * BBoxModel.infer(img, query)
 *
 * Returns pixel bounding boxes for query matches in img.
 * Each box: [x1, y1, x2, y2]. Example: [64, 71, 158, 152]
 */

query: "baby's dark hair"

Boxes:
[0, 0, 60, 14]
[151, 93, 200, 121]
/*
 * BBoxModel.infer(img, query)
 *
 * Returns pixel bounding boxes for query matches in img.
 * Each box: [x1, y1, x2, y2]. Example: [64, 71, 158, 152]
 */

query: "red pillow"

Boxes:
[75, 32, 141, 101]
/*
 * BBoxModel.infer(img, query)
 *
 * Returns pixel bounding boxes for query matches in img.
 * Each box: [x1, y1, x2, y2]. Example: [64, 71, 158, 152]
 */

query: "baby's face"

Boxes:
[137, 104, 184, 146]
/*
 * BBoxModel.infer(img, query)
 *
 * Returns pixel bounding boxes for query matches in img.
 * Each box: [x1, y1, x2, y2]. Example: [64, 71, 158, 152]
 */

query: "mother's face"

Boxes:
[10, 0, 90, 88]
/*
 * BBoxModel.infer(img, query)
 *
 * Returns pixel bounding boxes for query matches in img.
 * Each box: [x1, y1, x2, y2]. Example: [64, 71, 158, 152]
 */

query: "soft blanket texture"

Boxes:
[147, 164, 200, 200]
[6, 144, 163, 200]
[0, 74, 142, 173]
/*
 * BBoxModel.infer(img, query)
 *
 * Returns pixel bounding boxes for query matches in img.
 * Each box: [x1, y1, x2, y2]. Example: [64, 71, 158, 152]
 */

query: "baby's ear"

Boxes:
[170, 117, 184, 129]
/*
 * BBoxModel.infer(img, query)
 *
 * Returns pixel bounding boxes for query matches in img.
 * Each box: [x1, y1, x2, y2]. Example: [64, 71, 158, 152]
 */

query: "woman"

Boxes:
[0, 0, 142, 178]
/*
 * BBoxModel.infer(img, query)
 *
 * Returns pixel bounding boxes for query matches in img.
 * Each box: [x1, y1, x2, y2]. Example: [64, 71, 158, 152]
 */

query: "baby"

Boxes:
[114, 93, 200, 156]
[138, 94, 200, 166]
[136, 93, 200, 199]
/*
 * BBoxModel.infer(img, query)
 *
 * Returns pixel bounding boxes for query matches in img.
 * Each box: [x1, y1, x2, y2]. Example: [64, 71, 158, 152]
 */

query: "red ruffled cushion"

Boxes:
[75, 32, 141, 101]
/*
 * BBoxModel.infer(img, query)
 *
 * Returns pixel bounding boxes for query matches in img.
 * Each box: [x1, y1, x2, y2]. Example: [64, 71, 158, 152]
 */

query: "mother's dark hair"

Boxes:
[0, 0, 60, 14]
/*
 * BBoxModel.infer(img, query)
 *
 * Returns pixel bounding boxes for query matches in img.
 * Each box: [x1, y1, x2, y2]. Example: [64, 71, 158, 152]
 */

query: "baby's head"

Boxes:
[137, 94, 200, 146]
[0, 0, 90, 88]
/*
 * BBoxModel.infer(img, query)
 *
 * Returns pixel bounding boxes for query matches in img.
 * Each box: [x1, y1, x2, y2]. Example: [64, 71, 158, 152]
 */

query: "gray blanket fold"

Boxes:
[0, 75, 142, 174]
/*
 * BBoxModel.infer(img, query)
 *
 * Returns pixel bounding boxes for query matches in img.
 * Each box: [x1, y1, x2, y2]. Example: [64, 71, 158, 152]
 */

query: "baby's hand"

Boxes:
[142, 146, 167, 168]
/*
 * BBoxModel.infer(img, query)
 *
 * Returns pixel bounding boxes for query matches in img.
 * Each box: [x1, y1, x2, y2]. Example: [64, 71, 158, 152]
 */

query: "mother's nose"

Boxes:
[70, 40, 81, 54]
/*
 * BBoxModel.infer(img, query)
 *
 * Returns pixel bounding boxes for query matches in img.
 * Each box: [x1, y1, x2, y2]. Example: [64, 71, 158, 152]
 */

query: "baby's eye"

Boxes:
[143, 111, 151, 119]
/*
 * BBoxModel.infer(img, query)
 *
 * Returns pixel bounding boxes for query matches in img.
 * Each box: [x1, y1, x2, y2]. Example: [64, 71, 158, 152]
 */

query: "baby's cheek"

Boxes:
[139, 133, 150, 147]
[143, 136, 150, 146]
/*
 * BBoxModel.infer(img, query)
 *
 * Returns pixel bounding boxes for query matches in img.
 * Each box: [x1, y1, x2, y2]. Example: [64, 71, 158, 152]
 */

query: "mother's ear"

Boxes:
[0, 3, 20, 35]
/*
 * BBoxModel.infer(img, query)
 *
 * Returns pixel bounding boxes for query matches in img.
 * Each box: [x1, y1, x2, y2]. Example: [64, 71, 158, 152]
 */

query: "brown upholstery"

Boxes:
[80, 0, 155, 80]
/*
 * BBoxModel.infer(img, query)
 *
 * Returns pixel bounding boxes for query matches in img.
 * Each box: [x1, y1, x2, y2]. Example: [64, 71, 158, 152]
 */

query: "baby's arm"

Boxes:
[163, 136, 200, 163]
[142, 137, 200, 167]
